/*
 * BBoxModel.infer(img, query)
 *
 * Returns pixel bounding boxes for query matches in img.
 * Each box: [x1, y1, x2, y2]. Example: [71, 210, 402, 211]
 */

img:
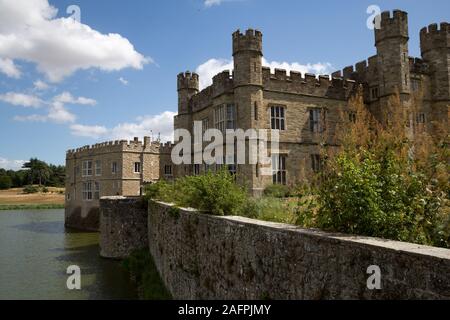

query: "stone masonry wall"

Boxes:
[99, 196, 148, 259]
[148, 200, 450, 300]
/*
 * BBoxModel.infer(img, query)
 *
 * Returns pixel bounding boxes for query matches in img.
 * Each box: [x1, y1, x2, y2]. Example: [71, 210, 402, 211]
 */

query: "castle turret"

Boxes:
[232, 29, 264, 194]
[232, 29, 263, 87]
[177, 71, 199, 114]
[375, 10, 411, 96]
[420, 22, 450, 101]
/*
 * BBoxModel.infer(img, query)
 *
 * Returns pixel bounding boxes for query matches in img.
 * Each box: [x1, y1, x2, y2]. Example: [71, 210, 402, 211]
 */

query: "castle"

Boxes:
[65, 10, 449, 229]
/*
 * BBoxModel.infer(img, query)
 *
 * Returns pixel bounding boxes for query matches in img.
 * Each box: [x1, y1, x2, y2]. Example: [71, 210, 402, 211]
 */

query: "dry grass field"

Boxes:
[0, 187, 65, 205]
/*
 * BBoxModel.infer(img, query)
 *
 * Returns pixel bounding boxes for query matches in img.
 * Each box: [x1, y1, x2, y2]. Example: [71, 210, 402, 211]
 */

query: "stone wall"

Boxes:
[99, 196, 148, 259]
[148, 200, 450, 300]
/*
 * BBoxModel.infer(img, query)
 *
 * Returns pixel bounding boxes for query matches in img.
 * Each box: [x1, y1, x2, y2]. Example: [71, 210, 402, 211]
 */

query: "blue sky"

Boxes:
[0, 0, 449, 169]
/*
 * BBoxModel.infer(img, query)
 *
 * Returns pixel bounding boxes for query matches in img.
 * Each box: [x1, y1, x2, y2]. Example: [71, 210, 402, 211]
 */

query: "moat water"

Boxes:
[0, 209, 137, 299]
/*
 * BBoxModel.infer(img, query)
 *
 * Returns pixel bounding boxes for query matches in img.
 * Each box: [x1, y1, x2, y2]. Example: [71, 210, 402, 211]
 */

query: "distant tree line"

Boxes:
[0, 158, 65, 190]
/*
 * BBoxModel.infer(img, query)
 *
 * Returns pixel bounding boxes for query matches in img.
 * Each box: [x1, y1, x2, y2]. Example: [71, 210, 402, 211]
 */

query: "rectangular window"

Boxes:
[272, 154, 287, 185]
[67, 192, 71, 201]
[202, 118, 209, 133]
[416, 113, 426, 124]
[95, 160, 101, 176]
[311, 154, 322, 173]
[82, 160, 93, 177]
[349, 111, 357, 123]
[370, 87, 379, 100]
[111, 162, 118, 174]
[270, 106, 286, 130]
[134, 162, 141, 173]
[254, 102, 258, 121]
[82, 181, 93, 201]
[309, 109, 323, 133]
[94, 182, 100, 200]
[215, 104, 236, 132]
[164, 165, 172, 176]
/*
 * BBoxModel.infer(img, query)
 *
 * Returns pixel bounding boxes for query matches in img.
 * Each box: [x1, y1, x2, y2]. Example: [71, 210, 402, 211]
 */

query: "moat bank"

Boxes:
[0, 209, 137, 299]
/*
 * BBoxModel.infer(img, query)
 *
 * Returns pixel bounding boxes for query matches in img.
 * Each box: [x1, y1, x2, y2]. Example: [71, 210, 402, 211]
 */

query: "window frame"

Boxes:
[271, 154, 287, 185]
[309, 108, 324, 133]
[270, 105, 286, 130]
[82, 181, 93, 201]
[82, 160, 93, 177]
[95, 160, 102, 176]
[94, 181, 100, 200]
[134, 162, 141, 174]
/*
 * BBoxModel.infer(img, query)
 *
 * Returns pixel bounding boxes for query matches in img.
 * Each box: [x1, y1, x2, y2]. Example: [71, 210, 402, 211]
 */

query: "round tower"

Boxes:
[232, 29, 263, 87]
[375, 10, 411, 96]
[177, 71, 199, 114]
[232, 29, 265, 195]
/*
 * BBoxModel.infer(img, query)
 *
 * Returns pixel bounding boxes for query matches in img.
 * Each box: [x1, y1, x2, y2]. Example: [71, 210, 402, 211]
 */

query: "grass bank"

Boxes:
[0, 203, 65, 210]
[122, 249, 172, 300]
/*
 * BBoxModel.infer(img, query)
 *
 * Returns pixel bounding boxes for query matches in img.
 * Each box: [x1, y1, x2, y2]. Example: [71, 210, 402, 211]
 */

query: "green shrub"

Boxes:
[316, 150, 449, 247]
[263, 184, 291, 198]
[23, 185, 39, 194]
[0, 175, 12, 190]
[144, 170, 250, 216]
[42, 186, 49, 193]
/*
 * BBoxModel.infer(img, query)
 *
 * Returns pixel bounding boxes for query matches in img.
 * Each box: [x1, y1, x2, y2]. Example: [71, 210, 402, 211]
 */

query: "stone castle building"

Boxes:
[174, 10, 449, 194]
[65, 10, 449, 228]
[65, 138, 172, 230]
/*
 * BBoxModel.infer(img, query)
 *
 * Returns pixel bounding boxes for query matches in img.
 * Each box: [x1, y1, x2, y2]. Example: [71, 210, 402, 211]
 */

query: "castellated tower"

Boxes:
[420, 22, 450, 134]
[232, 29, 264, 192]
[375, 10, 411, 97]
[420, 22, 450, 102]
[177, 71, 199, 115]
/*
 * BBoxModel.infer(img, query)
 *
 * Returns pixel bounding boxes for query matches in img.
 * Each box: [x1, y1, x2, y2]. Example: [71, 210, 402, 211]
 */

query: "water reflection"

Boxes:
[0, 209, 137, 300]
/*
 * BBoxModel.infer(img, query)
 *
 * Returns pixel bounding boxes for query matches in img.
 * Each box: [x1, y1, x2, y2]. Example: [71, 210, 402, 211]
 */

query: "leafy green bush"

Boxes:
[316, 149, 449, 247]
[23, 185, 39, 194]
[42, 186, 49, 193]
[0, 175, 12, 190]
[144, 170, 250, 216]
[263, 184, 291, 198]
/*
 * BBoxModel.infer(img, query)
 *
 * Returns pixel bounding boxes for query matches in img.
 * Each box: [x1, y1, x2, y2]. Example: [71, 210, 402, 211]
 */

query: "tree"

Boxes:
[0, 175, 12, 190]
[22, 158, 50, 186]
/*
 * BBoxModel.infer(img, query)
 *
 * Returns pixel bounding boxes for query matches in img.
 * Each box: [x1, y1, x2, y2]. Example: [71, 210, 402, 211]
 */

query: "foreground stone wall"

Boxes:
[99, 196, 148, 259]
[148, 200, 450, 300]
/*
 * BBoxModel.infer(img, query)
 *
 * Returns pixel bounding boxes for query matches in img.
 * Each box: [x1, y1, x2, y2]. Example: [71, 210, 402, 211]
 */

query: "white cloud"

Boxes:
[195, 57, 334, 89]
[0, 92, 43, 107]
[118, 77, 129, 85]
[204, 0, 223, 7]
[33, 80, 49, 91]
[10, 91, 97, 124]
[0, 57, 21, 78]
[0, 0, 151, 82]
[53, 91, 97, 106]
[70, 124, 108, 139]
[0, 156, 26, 170]
[70, 111, 176, 142]
[195, 58, 233, 90]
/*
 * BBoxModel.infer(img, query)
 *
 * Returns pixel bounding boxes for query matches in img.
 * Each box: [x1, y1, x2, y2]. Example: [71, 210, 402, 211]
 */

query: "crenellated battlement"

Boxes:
[331, 55, 379, 84]
[375, 10, 408, 44]
[177, 71, 199, 91]
[232, 29, 262, 55]
[409, 57, 429, 74]
[159, 141, 173, 154]
[261, 66, 356, 99]
[420, 22, 450, 54]
[66, 136, 163, 157]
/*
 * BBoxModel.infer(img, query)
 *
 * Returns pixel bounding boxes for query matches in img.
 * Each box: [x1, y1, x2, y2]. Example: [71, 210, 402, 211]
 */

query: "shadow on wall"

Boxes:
[65, 207, 100, 231]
